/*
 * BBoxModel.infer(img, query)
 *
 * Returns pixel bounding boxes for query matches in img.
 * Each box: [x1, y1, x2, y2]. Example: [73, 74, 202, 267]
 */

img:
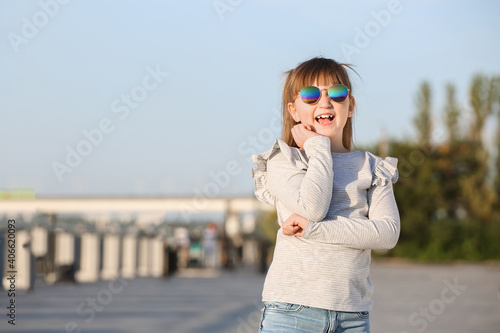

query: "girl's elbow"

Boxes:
[383, 227, 400, 250]
[373, 237, 398, 251]
[304, 208, 328, 223]
[376, 221, 400, 250]
[385, 235, 400, 250]
[299, 199, 330, 222]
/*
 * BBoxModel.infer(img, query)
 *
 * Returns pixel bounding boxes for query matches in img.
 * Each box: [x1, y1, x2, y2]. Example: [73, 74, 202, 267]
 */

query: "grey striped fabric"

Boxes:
[251, 135, 400, 311]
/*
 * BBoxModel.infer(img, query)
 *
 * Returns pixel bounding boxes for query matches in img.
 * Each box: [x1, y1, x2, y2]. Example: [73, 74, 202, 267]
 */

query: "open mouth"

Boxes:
[315, 113, 335, 125]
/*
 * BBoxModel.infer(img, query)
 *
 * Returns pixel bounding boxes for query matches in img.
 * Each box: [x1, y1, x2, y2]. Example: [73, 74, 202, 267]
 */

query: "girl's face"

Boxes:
[287, 80, 355, 145]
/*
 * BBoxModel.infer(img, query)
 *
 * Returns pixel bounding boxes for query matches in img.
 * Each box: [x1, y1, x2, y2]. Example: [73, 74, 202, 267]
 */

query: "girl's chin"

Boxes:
[316, 130, 335, 137]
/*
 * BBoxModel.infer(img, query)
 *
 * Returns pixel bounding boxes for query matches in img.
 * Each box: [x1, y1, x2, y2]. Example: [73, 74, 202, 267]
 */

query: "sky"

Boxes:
[1, 0, 499, 198]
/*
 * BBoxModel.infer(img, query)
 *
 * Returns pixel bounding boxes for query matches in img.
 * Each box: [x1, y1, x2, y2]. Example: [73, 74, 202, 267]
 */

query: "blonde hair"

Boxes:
[281, 57, 357, 149]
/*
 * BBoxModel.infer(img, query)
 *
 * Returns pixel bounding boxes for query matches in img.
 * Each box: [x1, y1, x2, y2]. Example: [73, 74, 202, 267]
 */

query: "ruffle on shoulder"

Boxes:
[251, 139, 308, 205]
[372, 156, 399, 187]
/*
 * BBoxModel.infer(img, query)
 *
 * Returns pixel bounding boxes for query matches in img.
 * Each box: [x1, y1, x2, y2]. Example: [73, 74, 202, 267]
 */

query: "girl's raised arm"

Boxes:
[252, 135, 334, 222]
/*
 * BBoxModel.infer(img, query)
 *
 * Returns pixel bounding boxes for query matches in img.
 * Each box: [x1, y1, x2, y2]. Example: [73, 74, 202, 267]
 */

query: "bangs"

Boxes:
[288, 58, 352, 98]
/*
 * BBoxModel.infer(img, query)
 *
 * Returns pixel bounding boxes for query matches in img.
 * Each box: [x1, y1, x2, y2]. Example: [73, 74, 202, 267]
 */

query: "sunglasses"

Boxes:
[299, 84, 349, 104]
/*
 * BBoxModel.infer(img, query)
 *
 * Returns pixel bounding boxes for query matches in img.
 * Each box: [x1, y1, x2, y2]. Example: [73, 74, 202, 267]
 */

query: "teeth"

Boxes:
[315, 114, 334, 120]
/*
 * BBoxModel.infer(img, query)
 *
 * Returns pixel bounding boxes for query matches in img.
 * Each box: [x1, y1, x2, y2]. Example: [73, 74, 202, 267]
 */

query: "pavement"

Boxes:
[2, 261, 500, 333]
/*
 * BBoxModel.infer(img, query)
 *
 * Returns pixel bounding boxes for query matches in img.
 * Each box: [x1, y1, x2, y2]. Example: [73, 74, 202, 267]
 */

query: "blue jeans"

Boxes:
[259, 301, 370, 333]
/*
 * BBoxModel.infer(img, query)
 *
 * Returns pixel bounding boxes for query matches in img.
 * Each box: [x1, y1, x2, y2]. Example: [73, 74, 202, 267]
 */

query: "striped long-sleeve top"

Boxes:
[251, 135, 400, 311]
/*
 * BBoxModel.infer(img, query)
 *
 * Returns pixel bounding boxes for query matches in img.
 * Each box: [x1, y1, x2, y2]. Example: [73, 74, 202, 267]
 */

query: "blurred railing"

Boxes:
[0, 196, 274, 290]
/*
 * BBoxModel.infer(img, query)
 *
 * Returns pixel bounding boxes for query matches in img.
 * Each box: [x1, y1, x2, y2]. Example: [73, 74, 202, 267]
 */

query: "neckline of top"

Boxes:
[330, 150, 361, 156]
[296, 147, 361, 157]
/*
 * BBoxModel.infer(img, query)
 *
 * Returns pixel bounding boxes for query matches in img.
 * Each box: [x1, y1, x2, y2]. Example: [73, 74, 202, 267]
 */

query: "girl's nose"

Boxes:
[318, 90, 332, 106]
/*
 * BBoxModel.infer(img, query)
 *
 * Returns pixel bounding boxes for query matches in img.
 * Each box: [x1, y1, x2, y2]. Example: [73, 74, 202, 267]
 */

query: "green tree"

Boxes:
[492, 76, 500, 200]
[387, 74, 500, 262]
[414, 82, 432, 146]
[444, 83, 460, 144]
[469, 74, 494, 143]
[462, 74, 497, 221]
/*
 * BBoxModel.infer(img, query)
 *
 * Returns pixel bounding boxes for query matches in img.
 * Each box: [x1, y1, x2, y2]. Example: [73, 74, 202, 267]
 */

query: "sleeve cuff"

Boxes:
[303, 136, 331, 157]
[301, 219, 314, 238]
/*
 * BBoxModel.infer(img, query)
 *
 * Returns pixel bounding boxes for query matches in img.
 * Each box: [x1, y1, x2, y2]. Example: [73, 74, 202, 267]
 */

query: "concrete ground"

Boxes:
[2, 261, 500, 332]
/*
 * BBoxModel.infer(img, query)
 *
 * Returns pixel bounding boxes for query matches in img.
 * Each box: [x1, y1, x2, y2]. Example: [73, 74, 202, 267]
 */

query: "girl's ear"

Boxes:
[348, 96, 355, 117]
[288, 102, 300, 122]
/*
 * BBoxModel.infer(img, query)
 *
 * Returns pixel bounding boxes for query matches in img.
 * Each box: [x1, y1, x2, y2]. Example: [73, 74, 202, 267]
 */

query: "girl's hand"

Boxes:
[291, 124, 321, 149]
[282, 213, 308, 237]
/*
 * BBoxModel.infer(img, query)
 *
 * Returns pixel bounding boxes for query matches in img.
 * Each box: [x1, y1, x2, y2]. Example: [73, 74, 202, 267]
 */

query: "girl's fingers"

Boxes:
[304, 124, 316, 132]
[296, 124, 315, 133]
[282, 224, 302, 236]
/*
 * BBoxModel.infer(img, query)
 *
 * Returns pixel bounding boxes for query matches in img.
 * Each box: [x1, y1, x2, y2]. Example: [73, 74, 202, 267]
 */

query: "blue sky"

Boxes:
[1, 0, 499, 197]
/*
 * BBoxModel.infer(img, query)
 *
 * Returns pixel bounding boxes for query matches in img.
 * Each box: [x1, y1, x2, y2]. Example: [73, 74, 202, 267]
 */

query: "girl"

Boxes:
[251, 57, 400, 332]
